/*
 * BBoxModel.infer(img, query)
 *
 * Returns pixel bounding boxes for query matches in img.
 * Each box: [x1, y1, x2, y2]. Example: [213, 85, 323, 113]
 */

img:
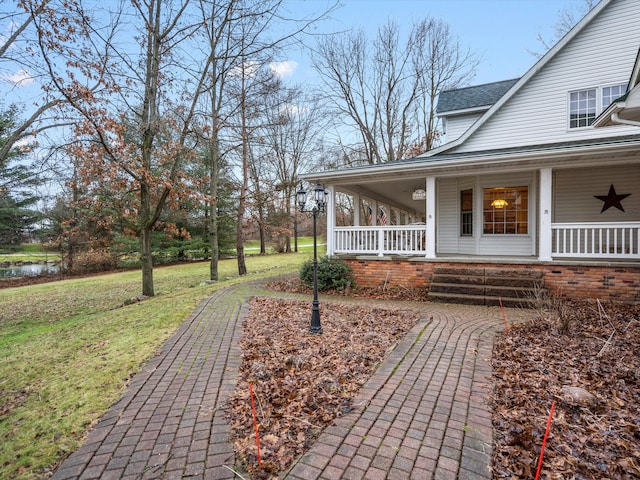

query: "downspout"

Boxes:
[611, 112, 640, 127]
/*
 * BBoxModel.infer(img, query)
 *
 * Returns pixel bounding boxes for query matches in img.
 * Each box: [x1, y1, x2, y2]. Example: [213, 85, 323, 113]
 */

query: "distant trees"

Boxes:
[313, 18, 477, 165]
[2, 0, 482, 290]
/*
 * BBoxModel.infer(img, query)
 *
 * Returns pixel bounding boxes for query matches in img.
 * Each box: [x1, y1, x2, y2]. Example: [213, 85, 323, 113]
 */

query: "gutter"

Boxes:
[611, 112, 640, 127]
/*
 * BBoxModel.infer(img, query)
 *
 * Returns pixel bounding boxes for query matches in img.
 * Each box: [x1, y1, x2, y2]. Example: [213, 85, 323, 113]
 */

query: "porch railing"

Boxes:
[552, 222, 640, 258]
[334, 225, 427, 256]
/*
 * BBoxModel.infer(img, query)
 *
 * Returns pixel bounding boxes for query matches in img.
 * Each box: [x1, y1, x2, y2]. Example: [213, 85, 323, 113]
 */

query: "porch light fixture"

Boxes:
[491, 199, 509, 208]
[296, 180, 328, 334]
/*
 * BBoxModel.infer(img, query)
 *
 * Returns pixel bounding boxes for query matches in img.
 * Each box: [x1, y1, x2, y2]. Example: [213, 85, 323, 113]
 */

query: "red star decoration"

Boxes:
[594, 184, 631, 213]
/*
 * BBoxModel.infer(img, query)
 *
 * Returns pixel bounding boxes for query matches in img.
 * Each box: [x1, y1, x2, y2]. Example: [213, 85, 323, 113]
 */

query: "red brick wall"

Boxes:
[343, 258, 640, 303]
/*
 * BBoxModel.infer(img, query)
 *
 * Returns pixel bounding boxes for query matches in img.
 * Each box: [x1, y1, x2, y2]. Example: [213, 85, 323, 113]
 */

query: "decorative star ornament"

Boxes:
[594, 184, 631, 213]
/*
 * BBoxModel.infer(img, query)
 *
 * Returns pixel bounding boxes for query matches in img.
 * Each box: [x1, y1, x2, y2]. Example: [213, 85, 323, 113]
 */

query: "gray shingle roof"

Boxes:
[437, 78, 520, 114]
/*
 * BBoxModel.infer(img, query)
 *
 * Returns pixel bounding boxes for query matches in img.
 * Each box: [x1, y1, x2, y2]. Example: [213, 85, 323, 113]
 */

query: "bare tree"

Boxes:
[531, 0, 599, 57]
[40, 0, 208, 296]
[313, 17, 477, 165]
[259, 86, 325, 251]
[194, 0, 336, 278]
[0, 0, 88, 165]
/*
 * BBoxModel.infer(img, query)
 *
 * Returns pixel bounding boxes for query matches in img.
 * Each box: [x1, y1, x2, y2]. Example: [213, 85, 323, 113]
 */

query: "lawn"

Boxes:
[0, 253, 309, 480]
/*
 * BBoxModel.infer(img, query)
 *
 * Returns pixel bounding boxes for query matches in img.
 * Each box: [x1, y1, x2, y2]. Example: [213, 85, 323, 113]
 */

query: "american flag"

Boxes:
[378, 207, 387, 225]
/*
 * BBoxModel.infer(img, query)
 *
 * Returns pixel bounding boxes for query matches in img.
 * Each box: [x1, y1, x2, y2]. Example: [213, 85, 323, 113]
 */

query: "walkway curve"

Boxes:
[51, 281, 535, 480]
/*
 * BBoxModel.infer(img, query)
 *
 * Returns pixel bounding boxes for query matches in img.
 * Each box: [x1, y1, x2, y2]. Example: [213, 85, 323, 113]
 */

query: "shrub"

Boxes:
[299, 256, 355, 292]
[68, 250, 118, 274]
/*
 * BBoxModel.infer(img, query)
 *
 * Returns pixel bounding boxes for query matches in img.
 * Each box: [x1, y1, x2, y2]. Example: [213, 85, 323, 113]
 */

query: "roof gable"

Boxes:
[436, 78, 519, 114]
[426, 0, 614, 157]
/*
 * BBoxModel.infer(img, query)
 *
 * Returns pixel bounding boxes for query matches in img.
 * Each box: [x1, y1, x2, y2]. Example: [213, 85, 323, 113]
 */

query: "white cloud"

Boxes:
[2, 69, 35, 86]
[270, 60, 297, 79]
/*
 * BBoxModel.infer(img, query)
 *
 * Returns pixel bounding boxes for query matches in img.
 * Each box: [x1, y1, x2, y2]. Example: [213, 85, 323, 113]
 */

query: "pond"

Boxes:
[0, 263, 60, 278]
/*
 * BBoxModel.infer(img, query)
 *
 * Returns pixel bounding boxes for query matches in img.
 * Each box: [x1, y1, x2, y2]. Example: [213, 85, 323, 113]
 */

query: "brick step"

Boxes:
[428, 266, 546, 306]
[432, 266, 543, 279]
[428, 292, 538, 308]
[433, 274, 542, 289]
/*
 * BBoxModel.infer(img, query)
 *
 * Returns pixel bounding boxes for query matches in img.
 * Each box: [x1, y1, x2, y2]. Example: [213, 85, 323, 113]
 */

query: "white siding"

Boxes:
[554, 165, 640, 222]
[437, 178, 459, 253]
[442, 113, 483, 143]
[436, 173, 536, 256]
[454, 0, 640, 154]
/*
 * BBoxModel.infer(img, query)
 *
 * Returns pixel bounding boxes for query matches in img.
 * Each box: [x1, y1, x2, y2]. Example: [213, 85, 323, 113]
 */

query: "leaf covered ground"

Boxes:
[231, 280, 640, 479]
[491, 301, 640, 479]
[225, 295, 422, 478]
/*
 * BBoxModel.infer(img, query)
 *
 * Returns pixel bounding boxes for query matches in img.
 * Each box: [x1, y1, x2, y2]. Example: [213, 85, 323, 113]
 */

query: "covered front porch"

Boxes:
[317, 148, 640, 264]
[331, 221, 640, 259]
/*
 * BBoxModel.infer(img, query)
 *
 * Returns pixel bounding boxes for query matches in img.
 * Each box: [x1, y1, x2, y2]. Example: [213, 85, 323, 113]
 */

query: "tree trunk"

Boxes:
[140, 226, 154, 297]
[236, 59, 248, 276]
[293, 212, 299, 253]
[209, 132, 220, 281]
[258, 215, 266, 254]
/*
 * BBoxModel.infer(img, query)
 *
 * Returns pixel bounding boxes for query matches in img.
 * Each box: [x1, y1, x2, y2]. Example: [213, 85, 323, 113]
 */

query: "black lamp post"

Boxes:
[296, 180, 328, 334]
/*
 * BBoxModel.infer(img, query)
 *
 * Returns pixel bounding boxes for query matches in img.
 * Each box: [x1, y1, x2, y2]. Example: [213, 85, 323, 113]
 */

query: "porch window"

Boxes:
[460, 189, 473, 236]
[483, 186, 528, 235]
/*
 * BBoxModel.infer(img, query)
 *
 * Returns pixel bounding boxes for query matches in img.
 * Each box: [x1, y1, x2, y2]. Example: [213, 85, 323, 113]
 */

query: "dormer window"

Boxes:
[569, 84, 627, 129]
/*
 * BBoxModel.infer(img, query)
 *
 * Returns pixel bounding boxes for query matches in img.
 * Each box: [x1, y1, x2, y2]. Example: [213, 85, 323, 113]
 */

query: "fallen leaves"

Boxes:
[225, 297, 421, 478]
[491, 301, 640, 479]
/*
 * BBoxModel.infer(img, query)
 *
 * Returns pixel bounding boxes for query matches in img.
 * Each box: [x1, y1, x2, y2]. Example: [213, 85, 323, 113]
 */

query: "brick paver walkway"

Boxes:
[52, 285, 251, 480]
[52, 281, 534, 480]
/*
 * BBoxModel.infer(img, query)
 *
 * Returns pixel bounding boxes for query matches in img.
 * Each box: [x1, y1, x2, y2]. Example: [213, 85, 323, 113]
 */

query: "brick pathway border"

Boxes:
[51, 282, 534, 479]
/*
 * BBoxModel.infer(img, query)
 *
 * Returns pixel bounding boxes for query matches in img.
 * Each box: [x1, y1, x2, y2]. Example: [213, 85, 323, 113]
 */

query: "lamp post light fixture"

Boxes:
[296, 180, 328, 334]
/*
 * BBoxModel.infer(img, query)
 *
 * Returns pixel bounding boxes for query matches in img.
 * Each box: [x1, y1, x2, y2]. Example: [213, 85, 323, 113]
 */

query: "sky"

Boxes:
[280, 0, 590, 86]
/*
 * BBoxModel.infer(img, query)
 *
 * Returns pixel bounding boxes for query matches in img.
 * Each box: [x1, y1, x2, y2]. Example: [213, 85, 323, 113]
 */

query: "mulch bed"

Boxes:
[491, 300, 640, 479]
[225, 295, 422, 478]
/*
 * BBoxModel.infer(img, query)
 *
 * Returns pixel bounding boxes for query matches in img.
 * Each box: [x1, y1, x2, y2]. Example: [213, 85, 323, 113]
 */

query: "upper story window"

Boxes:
[569, 84, 627, 129]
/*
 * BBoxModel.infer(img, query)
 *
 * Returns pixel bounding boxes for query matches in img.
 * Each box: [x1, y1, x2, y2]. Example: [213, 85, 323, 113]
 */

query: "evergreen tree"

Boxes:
[0, 105, 41, 246]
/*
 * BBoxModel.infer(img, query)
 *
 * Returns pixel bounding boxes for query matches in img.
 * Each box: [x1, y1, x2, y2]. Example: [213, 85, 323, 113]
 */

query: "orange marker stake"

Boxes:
[535, 400, 556, 480]
[250, 383, 262, 467]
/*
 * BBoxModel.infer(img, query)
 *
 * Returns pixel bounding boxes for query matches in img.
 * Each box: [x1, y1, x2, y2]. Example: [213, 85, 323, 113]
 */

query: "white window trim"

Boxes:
[480, 184, 531, 237]
[567, 83, 628, 130]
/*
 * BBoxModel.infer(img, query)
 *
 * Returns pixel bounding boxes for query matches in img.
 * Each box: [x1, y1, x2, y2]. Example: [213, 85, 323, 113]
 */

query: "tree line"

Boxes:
[1, 0, 477, 295]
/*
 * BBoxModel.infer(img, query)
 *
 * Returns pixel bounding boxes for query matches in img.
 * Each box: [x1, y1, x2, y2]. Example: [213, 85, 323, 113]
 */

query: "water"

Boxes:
[0, 263, 60, 278]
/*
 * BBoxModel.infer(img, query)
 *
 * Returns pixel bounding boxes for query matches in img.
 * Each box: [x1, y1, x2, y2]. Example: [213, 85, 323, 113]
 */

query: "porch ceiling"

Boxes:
[336, 177, 426, 214]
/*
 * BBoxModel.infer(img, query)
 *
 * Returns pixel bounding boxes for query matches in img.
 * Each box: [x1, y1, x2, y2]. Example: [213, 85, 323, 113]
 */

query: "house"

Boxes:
[305, 0, 640, 303]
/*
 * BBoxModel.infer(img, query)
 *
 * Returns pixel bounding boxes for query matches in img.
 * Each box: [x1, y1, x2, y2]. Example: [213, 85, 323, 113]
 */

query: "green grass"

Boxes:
[0, 253, 310, 480]
[0, 240, 323, 264]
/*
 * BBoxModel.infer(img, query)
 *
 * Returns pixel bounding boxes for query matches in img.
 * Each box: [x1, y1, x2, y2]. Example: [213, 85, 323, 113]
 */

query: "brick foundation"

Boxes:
[342, 257, 640, 303]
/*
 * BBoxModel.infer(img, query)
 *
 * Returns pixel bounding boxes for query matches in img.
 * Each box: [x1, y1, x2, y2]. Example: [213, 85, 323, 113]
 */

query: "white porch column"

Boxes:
[425, 176, 436, 258]
[538, 168, 552, 261]
[326, 185, 336, 256]
[353, 193, 361, 226]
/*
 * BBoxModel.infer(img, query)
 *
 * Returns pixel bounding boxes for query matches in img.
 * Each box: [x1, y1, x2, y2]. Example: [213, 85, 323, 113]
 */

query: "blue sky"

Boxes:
[281, 0, 590, 86]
